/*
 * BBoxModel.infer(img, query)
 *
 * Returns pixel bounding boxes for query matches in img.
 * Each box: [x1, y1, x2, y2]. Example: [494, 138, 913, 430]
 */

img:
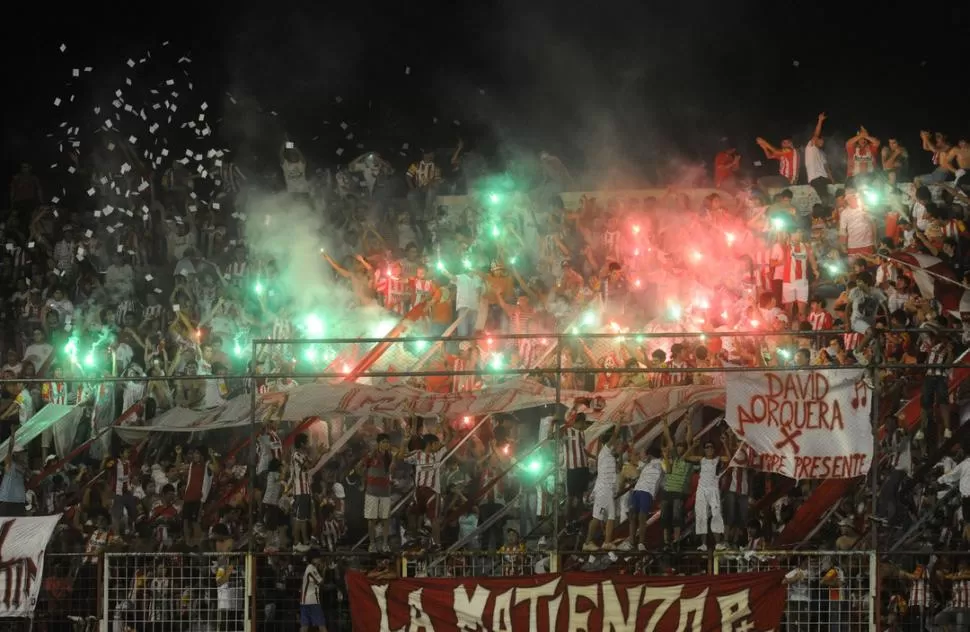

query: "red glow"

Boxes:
[634, 248, 640, 256]
[725, 233, 736, 246]
[690, 251, 702, 262]
[720, 311, 728, 319]
[632, 225, 641, 234]
[342, 363, 351, 373]
[502, 445, 510, 456]
[486, 337, 493, 346]
[463, 416, 472, 426]
[750, 320, 760, 328]
[634, 279, 642, 288]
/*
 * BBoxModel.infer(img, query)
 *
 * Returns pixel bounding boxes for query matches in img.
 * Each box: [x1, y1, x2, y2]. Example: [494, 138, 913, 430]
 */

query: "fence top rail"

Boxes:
[714, 550, 876, 558]
[252, 327, 968, 345]
[103, 551, 240, 558]
[0, 360, 961, 385]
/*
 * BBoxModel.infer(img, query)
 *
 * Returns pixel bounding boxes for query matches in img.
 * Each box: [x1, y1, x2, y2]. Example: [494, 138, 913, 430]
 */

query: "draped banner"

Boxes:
[346, 570, 786, 632]
[116, 379, 725, 436]
[725, 369, 873, 479]
[0, 516, 60, 618]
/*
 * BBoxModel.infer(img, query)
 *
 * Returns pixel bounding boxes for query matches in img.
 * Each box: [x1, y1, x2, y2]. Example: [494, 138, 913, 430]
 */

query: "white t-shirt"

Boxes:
[23, 343, 53, 369]
[454, 273, 484, 311]
[805, 143, 829, 182]
[912, 201, 929, 232]
[848, 286, 887, 333]
[698, 457, 720, 489]
[785, 568, 811, 602]
[634, 459, 664, 496]
[839, 207, 875, 250]
[301, 564, 323, 605]
[593, 446, 617, 493]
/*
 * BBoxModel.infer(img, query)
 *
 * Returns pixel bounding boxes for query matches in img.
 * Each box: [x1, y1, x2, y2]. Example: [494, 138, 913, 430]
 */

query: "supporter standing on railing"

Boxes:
[623, 446, 663, 552]
[661, 417, 698, 551]
[583, 423, 622, 551]
[0, 424, 27, 516]
[361, 432, 397, 553]
[110, 445, 138, 536]
[560, 410, 591, 534]
[404, 423, 452, 549]
[179, 446, 217, 546]
[695, 439, 731, 550]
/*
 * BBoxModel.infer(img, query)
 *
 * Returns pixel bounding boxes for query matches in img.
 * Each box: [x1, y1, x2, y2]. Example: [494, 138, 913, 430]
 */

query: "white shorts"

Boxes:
[364, 494, 390, 520]
[592, 489, 617, 521]
[782, 280, 809, 304]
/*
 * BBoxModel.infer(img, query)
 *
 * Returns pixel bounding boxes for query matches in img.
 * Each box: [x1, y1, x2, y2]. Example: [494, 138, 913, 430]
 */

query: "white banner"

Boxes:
[725, 369, 873, 479]
[0, 516, 60, 617]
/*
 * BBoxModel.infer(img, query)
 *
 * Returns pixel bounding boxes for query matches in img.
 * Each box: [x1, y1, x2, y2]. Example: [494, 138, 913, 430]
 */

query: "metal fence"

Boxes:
[16, 549, 966, 631]
[714, 550, 876, 632]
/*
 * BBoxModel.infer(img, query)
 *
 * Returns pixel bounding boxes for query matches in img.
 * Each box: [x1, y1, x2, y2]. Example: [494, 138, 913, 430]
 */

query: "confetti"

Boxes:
[792, 60, 800, 67]
[86, 187, 96, 196]
[128, 135, 137, 144]
[402, 143, 409, 150]
[173, 304, 180, 312]
[453, 120, 461, 126]
[154, 288, 163, 294]
[117, 245, 124, 253]
[27, 241, 35, 249]
[94, 210, 102, 218]
[340, 122, 348, 130]
[285, 141, 294, 149]
[335, 96, 343, 103]
[754, 160, 763, 167]
[103, 205, 114, 216]
[127, 58, 136, 68]
[405, 66, 411, 75]
[53, 97, 61, 106]
[72, 68, 79, 77]
[336, 148, 344, 156]
[84, 230, 93, 238]
[59, 43, 66, 53]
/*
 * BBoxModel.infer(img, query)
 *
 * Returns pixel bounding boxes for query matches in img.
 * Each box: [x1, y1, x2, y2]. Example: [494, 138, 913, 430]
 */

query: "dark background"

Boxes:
[2, 0, 968, 194]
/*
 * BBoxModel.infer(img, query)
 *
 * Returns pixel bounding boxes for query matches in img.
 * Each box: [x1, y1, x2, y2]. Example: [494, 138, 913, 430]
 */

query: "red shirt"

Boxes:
[183, 462, 206, 502]
[714, 151, 738, 187]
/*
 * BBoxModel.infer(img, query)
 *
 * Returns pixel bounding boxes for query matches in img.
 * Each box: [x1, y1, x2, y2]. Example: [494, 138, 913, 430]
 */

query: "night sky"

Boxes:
[3, 1, 968, 191]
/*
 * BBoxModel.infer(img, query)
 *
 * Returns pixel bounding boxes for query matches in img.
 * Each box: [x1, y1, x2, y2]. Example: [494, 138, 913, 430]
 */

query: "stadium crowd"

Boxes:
[2, 107, 970, 631]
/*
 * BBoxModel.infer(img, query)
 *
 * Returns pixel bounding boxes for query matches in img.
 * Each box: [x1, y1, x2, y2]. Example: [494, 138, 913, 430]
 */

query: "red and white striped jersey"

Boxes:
[602, 230, 622, 261]
[808, 310, 833, 331]
[910, 577, 931, 608]
[228, 261, 247, 283]
[562, 427, 588, 470]
[663, 360, 691, 386]
[843, 332, 864, 352]
[479, 466, 505, 504]
[290, 450, 312, 496]
[301, 564, 323, 605]
[85, 529, 110, 564]
[927, 342, 952, 377]
[509, 307, 534, 335]
[43, 381, 68, 405]
[952, 579, 970, 608]
[452, 357, 478, 393]
[778, 148, 800, 184]
[412, 278, 435, 306]
[782, 243, 809, 284]
[379, 275, 408, 314]
[847, 142, 877, 178]
[271, 318, 293, 341]
[115, 459, 132, 495]
[753, 248, 773, 291]
[319, 518, 343, 551]
[407, 447, 448, 492]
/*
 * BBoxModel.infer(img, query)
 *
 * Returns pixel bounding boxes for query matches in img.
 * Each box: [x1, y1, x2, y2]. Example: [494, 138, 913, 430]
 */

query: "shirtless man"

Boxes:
[941, 139, 970, 188]
[880, 138, 909, 185]
[915, 131, 952, 186]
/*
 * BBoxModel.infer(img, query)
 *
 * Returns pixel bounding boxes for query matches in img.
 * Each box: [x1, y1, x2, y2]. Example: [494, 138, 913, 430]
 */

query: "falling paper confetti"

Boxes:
[59, 43, 67, 53]
[792, 60, 800, 67]
[405, 66, 411, 75]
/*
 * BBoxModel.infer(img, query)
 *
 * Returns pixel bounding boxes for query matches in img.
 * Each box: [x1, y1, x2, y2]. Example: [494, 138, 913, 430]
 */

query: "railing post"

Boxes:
[100, 553, 109, 632]
[553, 334, 562, 553]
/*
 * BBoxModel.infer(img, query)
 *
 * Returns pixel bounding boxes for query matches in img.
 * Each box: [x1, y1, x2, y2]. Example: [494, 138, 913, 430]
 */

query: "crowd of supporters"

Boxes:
[1, 110, 970, 631]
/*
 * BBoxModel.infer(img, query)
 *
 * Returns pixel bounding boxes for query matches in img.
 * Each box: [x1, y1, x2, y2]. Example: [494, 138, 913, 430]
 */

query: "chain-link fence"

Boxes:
[714, 549, 875, 632]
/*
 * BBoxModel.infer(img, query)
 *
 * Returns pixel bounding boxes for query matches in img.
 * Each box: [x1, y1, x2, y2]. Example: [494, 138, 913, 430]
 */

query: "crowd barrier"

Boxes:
[17, 550, 893, 631]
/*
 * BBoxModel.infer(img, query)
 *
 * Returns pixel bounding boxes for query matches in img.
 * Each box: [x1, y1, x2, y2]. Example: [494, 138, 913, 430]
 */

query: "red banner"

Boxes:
[346, 570, 786, 632]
